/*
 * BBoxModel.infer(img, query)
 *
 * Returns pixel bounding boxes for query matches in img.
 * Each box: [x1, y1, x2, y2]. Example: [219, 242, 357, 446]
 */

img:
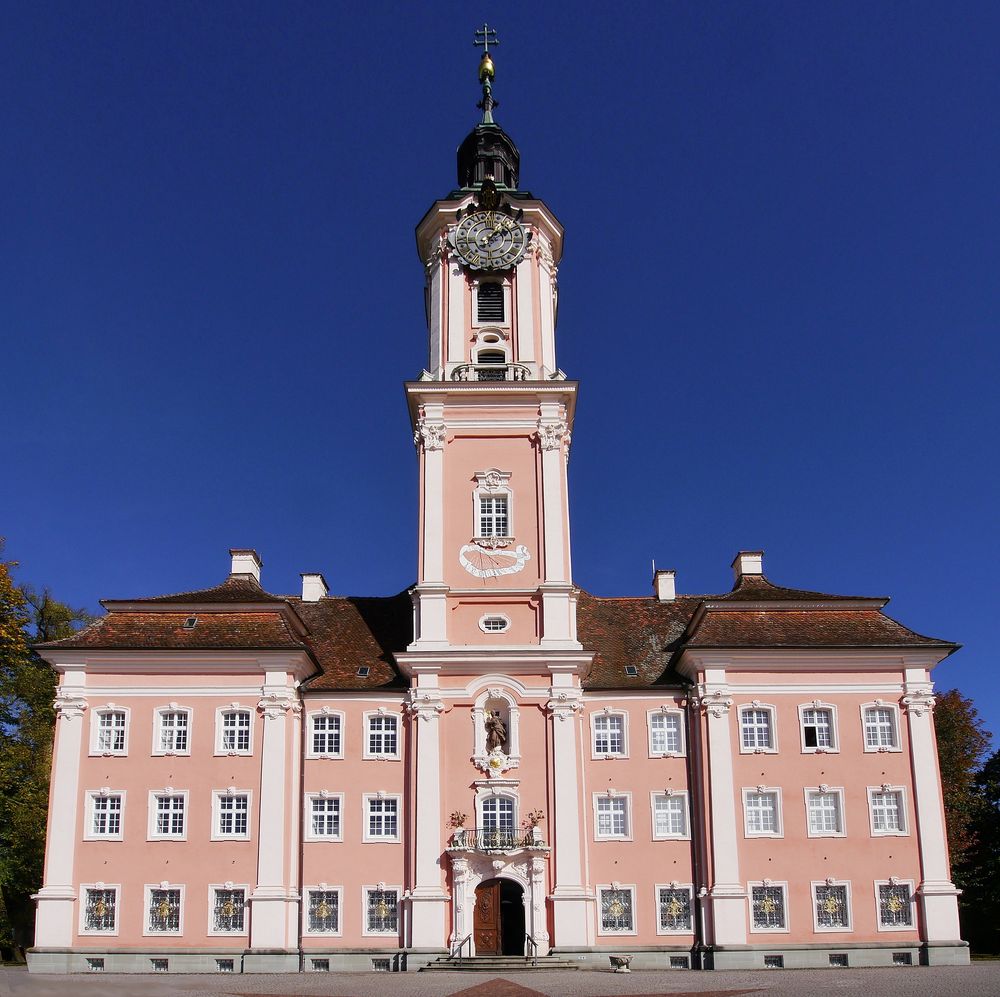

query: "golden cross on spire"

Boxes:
[473, 23, 499, 54]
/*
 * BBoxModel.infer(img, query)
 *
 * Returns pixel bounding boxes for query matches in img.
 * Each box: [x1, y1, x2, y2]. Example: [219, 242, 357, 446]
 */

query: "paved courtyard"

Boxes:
[3, 964, 1000, 997]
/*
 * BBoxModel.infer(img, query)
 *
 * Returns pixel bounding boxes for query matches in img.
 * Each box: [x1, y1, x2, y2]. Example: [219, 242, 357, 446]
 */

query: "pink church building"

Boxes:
[28, 37, 967, 975]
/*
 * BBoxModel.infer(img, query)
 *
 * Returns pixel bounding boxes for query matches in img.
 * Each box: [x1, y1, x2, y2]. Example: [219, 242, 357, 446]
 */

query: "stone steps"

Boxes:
[421, 954, 579, 971]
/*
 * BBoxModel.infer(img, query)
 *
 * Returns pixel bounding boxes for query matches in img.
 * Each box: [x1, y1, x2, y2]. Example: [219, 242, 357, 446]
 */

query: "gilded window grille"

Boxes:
[84, 889, 117, 931]
[148, 888, 181, 932]
[600, 888, 633, 932]
[366, 889, 398, 933]
[879, 884, 913, 927]
[213, 889, 245, 933]
[658, 888, 692, 931]
[308, 890, 340, 933]
[815, 885, 849, 928]
[751, 885, 785, 930]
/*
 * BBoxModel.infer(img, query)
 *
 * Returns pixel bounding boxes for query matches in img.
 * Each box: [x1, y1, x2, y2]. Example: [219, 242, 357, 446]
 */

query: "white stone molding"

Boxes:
[406, 689, 446, 721]
[545, 689, 583, 721]
[413, 417, 447, 451]
[694, 684, 733, 718]
[53, 687, 88, 721]
[535, 418, 571, 452]
[257, 688, 300, 720]
[901, 689, 936, 717]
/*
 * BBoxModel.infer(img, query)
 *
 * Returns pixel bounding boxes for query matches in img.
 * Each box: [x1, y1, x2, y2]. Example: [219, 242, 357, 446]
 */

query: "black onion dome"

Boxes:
[456, 122, 520, 191]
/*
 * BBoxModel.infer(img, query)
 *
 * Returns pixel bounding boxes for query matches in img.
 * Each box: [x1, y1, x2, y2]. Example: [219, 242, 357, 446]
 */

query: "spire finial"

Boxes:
[473, 23, 500, 125]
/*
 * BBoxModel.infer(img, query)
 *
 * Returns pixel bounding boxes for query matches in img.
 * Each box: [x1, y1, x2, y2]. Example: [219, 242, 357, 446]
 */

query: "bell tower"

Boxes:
[406, 28, 579, 654]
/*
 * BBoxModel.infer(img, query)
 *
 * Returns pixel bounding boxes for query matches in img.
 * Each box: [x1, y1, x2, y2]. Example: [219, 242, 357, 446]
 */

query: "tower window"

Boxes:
[477, 283, 504, 322]
[479, 495, 509, 537]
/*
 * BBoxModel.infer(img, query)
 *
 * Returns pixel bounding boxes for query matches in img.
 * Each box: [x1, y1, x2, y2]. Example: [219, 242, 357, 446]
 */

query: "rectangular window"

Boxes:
[744, 790, 780, 836]
[367, 714, 399, 757]
[864, 706, 899, 750]
[216, 793, 249, 838]
[311, 713, 342, 756]
[598, 886, 635, 934]
[147, 888, 181, 934]
[83, 888, 118, 933]
[366, 796, 399, 840]
[801, 707, 833, 749]
[307, 889, 341, 934]
[751, 884, 787, 931]
[96, 711, 127, 754]
[211, 888, 245, 933]
[478, 495, 509, 538]
[649, 712, 682, 754]
[90, 793, 123, 838]
[740, 707, 774, 751]
[596, 796, 629, 838]
[807, 790, 844, 836]
[814, 883, 851, 930]
[365, 888, 399, 934]
[153, 794, 186, 838]
[477, 282, 504, 323]
[878, 883, 914, 928]
[157, 710, 189, 753]
[220, 710, 251, 753]
[652, 794, 687, 838]
[593, 714, 626, 756]
[310, 796, 342, 838]
[657, 887, 693, 932]
[870, 788, 906, 834]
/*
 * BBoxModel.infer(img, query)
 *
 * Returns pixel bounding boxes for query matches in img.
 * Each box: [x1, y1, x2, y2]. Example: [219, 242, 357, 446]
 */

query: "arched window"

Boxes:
[477, 283, 504, 323]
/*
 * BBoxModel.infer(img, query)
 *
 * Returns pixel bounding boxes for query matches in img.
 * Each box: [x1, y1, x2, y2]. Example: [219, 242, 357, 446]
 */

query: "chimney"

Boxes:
[229, 548, 262, 584]
[732, 550, 764, 582]
[653, 569, 676, 602]
[301, 572, 329, 602]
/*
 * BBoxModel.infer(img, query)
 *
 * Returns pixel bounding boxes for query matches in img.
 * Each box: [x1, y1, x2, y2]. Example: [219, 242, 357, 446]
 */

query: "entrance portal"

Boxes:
[473, 878, 525, 956]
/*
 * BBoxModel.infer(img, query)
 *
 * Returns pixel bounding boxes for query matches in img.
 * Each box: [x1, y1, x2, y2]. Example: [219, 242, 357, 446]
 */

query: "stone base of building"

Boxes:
[27, 946, 248, 974]
[924, 940, 971, 965]
[241, 948, 301, 973]
[710, 941, 932, 970]
[301, 949, 411, 972]
[550, 945, 699, 970]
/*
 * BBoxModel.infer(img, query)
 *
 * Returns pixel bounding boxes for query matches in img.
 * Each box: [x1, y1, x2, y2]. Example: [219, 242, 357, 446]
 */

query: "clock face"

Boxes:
[458, 542, 531, 580]
[451, 211, 528, 271]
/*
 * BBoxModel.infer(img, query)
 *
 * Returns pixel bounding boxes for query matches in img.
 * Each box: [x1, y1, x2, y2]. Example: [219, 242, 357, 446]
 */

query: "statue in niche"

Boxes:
[485, 711, 508, 753]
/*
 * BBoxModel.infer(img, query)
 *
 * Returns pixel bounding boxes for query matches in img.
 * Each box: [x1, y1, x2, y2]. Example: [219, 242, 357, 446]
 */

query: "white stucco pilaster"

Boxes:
[407, 684, 449, 948]
[902, 674, 964, 948]
[515, 257, 536, 365]
[248, 680, 300, 952]
[447, 266, 466, 367]
[698, 671, 747, 946]
[412, 407, 449, 648]
[32, 678, 87, 947]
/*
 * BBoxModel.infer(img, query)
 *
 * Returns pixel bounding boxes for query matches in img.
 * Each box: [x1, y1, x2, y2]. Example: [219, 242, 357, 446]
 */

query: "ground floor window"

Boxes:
[657, 886, 692, 932]
[307, 888, 341, 934]
[598, 885, 635, 934]
[211, 887, 245, 933]
[814, 882, 851, 930]
[82, 887, 118, 933]
[751, 883, 787, 931]
[365, 887, 399, 934]
[878, 882, 914, 928]
[147, 887, 182, 934]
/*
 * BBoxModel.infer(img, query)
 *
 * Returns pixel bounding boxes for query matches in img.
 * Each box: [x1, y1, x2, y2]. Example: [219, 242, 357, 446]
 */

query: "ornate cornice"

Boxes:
[545, 690, 583, 721]
[413, 418, 447, 452]
[407, 689, 445, 722]
[901, 690, 936, 717]
[53, 688, 88, 721]
[693, 685, 733, 718]
[536, 418, 571, 452]
[257, 688, 301, 720]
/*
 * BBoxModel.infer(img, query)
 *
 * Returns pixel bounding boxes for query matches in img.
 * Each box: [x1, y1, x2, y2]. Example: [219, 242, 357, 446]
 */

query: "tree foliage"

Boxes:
[0, 541, 92, 958]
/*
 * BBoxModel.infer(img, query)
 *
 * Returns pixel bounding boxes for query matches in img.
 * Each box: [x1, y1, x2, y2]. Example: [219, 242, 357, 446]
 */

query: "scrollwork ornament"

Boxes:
[258, 689, 300, 720]
[414, 419, 447, 452]
[406, 690, 445, 722]
[536, 419, 571, 452]
[53, 688, 88, 721]
[902, 691, 936, 717]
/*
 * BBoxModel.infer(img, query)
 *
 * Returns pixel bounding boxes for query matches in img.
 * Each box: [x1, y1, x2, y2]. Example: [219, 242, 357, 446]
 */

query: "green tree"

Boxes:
[0, 542, 91, 960]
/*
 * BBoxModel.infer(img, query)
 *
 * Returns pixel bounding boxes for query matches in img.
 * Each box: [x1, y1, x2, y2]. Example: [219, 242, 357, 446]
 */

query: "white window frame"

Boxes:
[650, 791, 690, 840]
[211, 788, 252, 841]
[363, 709, 401, 760]
[804, 786, 847, 838]
[738, 702, 778, 754]
[207, 883, 249, 937]
[306, 708, 345, 759]
[742, 786, 784, 838]
[472, 280, 510, 327]
[590, 709, 629, 759]
[478, 613, 512, 634]
[89, 705, 130, 756]
[472, 469, 513, 541]
[647, 707, 685, 757]
[151, 704, 192, 757]
[593, 791, 632, 841]
[748, 880, 790, 934]
[596, 883, 637, 936]
[861, 701, 902, 753]
[811, 879, 853, 932]
[147, 789, 189, 841]
[303, 885, 344, 936]
[867, 785, 909, 836]
[304, 792, 344, 842]
[874, 879, 917, 931]
[361, 884, 401, 937]
[476, 791, 519, 834]
[79, 884, 121, 936]
[142, 883, 184, 937]
[84, 789, 126, 841]
[362, 793, 402, 843]
[798, 701, 839, 753]
[654, 883, 695, 936]
[214, 704, 254, 756]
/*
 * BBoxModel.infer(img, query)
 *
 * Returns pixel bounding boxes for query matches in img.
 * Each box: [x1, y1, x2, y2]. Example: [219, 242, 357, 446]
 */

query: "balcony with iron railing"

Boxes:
[447, 826, 546, 853]
[451, 362, 532, 382]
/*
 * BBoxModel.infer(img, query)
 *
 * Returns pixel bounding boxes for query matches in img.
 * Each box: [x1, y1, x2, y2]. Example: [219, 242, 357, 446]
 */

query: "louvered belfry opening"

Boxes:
[477, 282, 504, 322]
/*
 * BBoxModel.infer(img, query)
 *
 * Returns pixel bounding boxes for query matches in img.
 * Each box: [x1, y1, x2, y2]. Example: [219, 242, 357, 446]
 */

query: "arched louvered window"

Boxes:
[477, 283, 504, 323]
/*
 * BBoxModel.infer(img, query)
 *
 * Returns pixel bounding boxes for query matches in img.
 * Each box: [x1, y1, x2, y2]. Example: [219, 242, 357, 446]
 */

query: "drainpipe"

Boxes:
[297, 698, 307, 973]
[685, 691, 707, 969]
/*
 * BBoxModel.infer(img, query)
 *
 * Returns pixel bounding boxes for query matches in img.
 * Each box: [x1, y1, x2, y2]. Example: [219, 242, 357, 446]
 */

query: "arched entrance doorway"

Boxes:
[474, 878, 526, 955]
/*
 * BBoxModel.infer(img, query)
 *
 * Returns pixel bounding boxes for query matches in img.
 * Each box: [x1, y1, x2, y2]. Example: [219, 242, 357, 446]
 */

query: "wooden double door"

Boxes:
[473, 878, 526, 956]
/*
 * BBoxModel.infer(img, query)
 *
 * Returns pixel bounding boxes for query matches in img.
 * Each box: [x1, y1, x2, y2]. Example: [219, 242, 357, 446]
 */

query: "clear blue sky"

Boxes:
[2, 2, 998, 741]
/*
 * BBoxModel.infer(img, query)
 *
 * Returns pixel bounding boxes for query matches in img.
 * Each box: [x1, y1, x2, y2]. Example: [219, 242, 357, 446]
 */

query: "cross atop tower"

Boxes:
[473, 23, 499, 53]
